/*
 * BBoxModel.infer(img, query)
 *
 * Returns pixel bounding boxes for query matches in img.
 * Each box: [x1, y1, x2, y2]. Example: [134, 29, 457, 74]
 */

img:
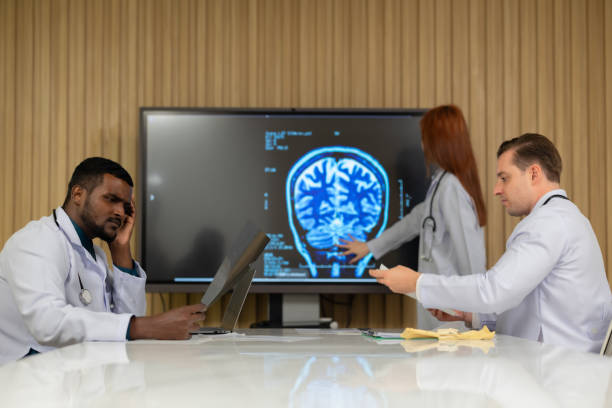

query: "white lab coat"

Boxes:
[367, 169, 487, 329]
[417, 189, 612, 352]
[0, 207, 146, 364]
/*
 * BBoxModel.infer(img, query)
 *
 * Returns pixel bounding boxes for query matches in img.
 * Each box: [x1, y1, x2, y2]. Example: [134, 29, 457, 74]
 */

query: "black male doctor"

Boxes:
[0, 157, 205, 363]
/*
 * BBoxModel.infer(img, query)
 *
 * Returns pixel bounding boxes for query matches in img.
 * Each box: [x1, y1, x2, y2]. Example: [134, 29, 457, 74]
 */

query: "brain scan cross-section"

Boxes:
[286, 146, 389, 278]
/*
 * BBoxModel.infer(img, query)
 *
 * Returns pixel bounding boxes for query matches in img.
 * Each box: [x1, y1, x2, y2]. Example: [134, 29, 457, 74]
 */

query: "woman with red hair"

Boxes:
[339, 105, 487, 329]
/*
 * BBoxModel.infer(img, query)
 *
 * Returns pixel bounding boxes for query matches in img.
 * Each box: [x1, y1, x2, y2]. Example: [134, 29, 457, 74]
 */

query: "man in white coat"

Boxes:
[370, 134, 612, 352]
[0, 157, 206, 363]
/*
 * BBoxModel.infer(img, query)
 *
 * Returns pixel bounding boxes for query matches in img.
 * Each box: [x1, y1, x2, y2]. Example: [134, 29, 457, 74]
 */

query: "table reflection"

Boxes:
[0, 333, 609, 408]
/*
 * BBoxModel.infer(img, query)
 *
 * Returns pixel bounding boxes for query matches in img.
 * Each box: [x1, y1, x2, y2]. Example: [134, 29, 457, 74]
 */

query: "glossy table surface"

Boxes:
[1, 329, 611, 407]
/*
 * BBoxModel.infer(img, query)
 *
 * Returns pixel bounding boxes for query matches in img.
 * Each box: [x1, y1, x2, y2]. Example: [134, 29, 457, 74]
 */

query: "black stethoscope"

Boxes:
[543, 194, 569, 206]
[421, 171, 447, 233]
[52, 210, 93, 306]
[420, 171, 447, 261]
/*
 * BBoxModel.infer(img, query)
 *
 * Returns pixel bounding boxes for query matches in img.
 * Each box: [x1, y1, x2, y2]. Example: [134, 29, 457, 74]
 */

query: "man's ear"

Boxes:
[529, 164, 542, 184]
[71, 185, 86, 206]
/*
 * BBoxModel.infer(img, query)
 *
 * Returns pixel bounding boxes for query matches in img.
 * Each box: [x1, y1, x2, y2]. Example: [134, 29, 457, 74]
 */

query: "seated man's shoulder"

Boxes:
[534, 199, 586, 230]
[516, 207, 568, 240]
[4, 216, 65, 256]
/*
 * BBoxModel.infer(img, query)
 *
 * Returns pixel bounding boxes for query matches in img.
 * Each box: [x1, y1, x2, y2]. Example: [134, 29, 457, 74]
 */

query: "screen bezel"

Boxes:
[140, 107, 428, 294]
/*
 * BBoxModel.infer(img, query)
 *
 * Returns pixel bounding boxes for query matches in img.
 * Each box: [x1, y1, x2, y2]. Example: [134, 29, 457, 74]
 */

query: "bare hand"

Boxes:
[369, 265, 420, 294]
[109, 198, 136, 269]
[337, 235, 370, 264]
[429, 309, 472, 325]
[130, 303, 207, 340]
[112, 197, 136, 248]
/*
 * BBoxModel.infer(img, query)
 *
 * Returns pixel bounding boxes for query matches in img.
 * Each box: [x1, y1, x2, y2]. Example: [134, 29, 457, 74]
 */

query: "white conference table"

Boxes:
[1, 329, 610, 407]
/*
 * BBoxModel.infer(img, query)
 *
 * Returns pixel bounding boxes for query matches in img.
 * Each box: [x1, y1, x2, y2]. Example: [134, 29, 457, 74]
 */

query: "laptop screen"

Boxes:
[201, 221, 269, 308]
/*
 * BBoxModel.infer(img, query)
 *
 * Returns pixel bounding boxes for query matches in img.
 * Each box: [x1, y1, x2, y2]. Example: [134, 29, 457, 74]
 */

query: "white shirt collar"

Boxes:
[533, 189, 568, 211]
[53, 206, 82, 248]
[431, 167, 445, 181]
[426, 168, 446, 195]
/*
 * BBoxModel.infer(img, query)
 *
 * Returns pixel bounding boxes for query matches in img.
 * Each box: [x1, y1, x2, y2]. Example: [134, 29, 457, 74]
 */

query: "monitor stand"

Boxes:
[252, 294, 332, 328]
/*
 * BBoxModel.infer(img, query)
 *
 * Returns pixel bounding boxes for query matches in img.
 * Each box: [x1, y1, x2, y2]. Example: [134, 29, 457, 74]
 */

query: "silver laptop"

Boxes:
[192, 221, 269, 334]
[193, 265, 256, 334]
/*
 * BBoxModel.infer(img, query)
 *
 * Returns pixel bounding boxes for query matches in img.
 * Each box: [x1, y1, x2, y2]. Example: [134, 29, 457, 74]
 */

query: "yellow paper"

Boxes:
[400, 325, 495, 341]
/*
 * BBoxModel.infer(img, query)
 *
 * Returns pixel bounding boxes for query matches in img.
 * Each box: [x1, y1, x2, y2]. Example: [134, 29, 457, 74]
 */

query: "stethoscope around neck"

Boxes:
[420, 171, 447, 261]
[421, 171, 447, 233]
[52, 209, 93, 306]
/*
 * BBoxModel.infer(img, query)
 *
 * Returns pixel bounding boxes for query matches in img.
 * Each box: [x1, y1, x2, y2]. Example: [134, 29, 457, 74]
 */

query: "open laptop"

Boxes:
[191, 221, 269, 335]
[193, 264, 257, 334]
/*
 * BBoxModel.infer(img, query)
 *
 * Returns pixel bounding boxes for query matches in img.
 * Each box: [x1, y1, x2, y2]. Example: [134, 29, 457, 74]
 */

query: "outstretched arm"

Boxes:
[337, 235, 371, 264]
[369, 265, 421, 294]
[129, 303, 207, 340]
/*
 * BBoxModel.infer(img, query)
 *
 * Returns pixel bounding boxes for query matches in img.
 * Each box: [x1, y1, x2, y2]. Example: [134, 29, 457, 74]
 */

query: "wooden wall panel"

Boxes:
[606, 0, 612, 275]
[67, 0, 85, 177]
[434, 0, 451, 104]
[418, 0, 435, 107]
[468, 0, 487, 243]
[49, 0, 68, 212]
[503, 0, 520, 239]
[587, 0, 607, 263]
[14, 0, 34, 231]
[537, 0, 555, 138]
[383, 0, 401, 107]
[485, 0, 505, 262]
[1, 0, 15, 242]
[553, 0, 572, 209]
[0, 0, 5, 245]
[297, 0, 316, 106]
[332, 0, 349, 106]
[399, 0, 419, 107]
[519, 0, 537, 132]
[570, 1, 589, 216]
[31, 0, 50, 219]
[1, 0, 611, 329]
[451, 0, 469, 113]
[119, 0, 139, 191]
[316, 0, 334, 106]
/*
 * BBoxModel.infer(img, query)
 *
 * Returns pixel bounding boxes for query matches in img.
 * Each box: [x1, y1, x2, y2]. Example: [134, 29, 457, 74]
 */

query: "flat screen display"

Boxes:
[141, 109, 428, 285]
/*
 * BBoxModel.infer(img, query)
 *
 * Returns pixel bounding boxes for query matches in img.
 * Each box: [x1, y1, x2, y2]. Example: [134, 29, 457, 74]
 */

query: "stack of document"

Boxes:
[401, 325, 495, 341]
[362, 327, 495, 349]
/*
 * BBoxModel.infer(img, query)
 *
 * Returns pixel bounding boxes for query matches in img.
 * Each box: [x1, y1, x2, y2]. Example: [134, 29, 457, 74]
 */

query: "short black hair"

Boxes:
[63, 157, 133, 206]
[497, 133, 562, 183]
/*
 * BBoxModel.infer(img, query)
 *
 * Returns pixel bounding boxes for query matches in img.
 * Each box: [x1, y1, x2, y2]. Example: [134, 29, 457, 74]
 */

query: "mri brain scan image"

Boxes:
[286, 146, 389, 278]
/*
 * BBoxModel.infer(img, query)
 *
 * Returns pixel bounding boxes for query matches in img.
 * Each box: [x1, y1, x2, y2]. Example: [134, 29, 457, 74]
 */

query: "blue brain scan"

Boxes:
[286, 146, 389, 278]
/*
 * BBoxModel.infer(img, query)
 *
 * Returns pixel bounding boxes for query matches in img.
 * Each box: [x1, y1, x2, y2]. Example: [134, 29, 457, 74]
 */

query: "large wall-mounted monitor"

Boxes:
[141, 108, 428, 293]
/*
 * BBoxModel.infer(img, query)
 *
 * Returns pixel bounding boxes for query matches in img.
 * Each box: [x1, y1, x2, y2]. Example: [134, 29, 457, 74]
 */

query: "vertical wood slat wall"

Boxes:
[1, 0, 611, 328]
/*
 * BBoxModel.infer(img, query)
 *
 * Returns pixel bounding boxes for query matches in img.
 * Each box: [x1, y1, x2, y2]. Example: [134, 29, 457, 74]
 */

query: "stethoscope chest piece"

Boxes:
[53, 209, 94, 306]
[79, 288, 93, 305]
